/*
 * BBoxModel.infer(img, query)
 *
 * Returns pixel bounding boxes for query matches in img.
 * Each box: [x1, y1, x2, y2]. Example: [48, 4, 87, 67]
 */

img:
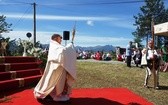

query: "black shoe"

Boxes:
[44, 95, 53, 101]
[37, 98, 45, 103]
[143, 85, 149, 88]
[36, 95, 53, 104]
[56, 100, 71, 104]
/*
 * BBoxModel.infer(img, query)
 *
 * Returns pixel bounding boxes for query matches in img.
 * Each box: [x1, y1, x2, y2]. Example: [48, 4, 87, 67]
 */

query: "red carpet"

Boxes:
[0, 56, 42, 92]
[0, 88, 153, 105]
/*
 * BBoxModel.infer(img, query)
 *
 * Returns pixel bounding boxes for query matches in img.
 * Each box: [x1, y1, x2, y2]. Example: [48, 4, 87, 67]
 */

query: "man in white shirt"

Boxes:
[126, 41, 133, 67]
[143, 40, 159, 89]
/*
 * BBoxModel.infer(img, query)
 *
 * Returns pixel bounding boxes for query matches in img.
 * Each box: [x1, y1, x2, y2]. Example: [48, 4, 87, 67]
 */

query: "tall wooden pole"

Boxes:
[151, 17, 157, 89]
[33, 3, 36, 46]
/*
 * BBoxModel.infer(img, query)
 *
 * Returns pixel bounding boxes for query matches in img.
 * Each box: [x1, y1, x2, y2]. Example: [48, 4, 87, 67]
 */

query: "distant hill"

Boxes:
[41, 44, 116, 52]
[75, 45, 116, 52]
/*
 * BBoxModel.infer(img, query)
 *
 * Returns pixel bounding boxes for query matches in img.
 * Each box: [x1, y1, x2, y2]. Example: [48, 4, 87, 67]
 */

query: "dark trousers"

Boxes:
[144, 60, 159, 87]
[127, 56, 131, 67]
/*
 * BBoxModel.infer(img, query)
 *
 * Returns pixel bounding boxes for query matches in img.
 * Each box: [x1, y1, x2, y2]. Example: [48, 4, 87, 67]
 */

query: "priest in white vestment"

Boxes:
[34, 34, 77, 102]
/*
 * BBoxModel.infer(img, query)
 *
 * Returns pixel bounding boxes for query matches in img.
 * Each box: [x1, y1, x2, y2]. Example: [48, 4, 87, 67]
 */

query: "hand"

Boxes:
[151, 55, 157, 60]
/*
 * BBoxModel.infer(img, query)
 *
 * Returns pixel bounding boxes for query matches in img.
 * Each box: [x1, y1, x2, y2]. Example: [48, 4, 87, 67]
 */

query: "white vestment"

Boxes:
[34, 40, 76, 99]
[141, 48, 147, 66]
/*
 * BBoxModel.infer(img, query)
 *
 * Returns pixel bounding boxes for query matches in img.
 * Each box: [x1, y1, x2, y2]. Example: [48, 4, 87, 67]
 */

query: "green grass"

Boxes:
[0, 60, 167, 105]
[74, 61, 168, 105]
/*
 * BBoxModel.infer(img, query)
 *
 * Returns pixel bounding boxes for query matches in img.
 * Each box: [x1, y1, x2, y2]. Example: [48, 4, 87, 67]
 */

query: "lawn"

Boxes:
[74, 60, 168, 105]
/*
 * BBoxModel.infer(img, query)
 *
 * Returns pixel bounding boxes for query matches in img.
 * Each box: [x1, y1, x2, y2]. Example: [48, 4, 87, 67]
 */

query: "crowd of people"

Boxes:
[124, 41, 143, 68]
[124, 40, 168, 71]
[125, 39, 168, 89]
[77, 50, 112, 61]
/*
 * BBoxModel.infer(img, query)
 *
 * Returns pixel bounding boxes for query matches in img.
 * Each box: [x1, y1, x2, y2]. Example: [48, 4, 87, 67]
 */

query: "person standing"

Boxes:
[126, 41, 133, 67]
[34, 34, 77, 102]
[143, 40, 159, 89]
[161, 42, 168, 72]
[133, 48, 142, 67]
[161, 42, 168, 63]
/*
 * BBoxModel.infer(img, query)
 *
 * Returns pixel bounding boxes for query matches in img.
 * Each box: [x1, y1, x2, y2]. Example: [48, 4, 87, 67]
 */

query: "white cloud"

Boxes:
[3, 12, 118, 21]
[3, 12, 135, 30]
[87, 20, 94, 26]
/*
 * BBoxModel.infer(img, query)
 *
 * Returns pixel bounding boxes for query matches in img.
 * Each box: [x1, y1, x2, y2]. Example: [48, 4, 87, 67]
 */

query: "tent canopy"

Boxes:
[154, 22, 168, 36]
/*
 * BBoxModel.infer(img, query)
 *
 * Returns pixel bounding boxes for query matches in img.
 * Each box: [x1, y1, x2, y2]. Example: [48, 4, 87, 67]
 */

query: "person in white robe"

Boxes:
[34, 34, 77, 102]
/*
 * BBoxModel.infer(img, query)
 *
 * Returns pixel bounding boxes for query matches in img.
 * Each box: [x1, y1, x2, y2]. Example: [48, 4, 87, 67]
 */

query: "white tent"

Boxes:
[154, 22, 168, 36]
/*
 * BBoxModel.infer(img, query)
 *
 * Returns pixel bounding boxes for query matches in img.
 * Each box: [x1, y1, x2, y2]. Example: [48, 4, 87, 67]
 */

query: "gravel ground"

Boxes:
[77, 59, 125, 64]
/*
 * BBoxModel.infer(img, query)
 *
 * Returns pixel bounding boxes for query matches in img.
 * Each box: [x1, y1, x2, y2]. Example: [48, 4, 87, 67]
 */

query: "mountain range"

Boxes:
[41, 44, 116, 52]
[75, 45, 116, 52]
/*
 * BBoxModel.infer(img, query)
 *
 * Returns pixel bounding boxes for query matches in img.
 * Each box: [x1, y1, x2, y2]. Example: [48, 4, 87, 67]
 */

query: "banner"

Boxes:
[154, 22, 168, 36]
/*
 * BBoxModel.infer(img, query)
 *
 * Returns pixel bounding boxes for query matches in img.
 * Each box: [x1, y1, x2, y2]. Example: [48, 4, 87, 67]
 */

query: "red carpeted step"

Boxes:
[0, 62, 41, 72]
[16, 69, 42, 78]
[0, 56, 37, 63]
[0, 69, 42, 81]
[0, 79, 20, 91]
[0, 72, 11, 81]
[24, 75, 42, 86]
[0, 56, 43, 92]
[0, 75, 42, 92]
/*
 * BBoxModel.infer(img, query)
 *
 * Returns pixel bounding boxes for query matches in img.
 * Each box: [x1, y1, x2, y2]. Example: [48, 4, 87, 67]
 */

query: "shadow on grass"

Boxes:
[158, 85, 168, 90]
[143, 85, 168, 90]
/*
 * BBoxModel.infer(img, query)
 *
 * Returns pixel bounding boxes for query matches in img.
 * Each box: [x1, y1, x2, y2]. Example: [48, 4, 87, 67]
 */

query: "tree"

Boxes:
[133, 0, 168, 47]
[0, 15, 12, 35]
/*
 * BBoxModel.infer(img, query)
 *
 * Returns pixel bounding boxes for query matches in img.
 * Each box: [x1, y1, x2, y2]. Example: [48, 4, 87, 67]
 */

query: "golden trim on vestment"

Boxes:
[15, 78, 25, 87]
[0, 56, 5, 63]
[9, 71, 17, 79]
[4, 63, 11, 72]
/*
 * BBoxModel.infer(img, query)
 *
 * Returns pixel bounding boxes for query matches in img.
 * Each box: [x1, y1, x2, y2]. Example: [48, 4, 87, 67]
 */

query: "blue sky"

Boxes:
[1, 0, 168, 47]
